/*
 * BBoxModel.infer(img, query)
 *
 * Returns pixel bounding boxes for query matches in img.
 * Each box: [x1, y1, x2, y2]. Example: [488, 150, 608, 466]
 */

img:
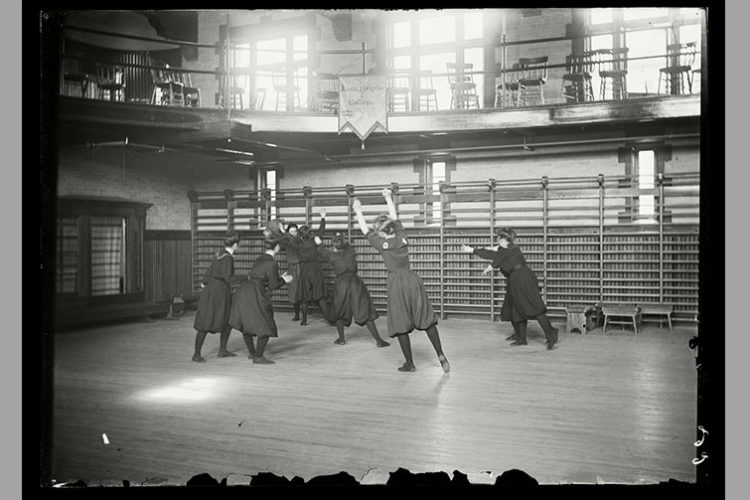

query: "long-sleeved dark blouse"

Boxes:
[473, 244, 527, 278]
[284, 218, 326, 263]
[317, 244, 358, 276]
[248, 253, 285, 292]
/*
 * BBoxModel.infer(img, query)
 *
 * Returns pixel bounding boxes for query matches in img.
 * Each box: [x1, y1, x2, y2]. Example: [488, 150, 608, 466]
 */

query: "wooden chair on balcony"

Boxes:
[597, 47, 629, 100]
[96, 64, 125, 102]
[310, 72, 340, 114]
[223, 72, 249, 110]
[151, 68, 184, 106]
[253, 88, 266, 110]
[415, 70, 438, 111]
[447, 62, 480, 110]
[387, 69, 411, 112]
[658, 42, 696, 95]
[517, 56, 548, 106]
[273, 72, 302, 112]
[561, 52, 596, 103]
[177, 71, 201, 108]
[494, 63, 521, 108]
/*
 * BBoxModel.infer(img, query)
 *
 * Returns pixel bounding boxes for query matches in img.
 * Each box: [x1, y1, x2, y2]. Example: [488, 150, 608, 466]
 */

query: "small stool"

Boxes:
[566, 305, 589, 334]
[638, 304, 673, 332]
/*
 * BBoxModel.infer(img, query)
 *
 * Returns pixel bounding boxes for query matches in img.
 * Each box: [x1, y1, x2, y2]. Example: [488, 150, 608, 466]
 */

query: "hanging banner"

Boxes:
[338, 75, 388, 142]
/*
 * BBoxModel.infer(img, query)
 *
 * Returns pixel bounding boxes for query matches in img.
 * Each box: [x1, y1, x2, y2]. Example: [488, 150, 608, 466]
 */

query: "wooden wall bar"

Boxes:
[189, 173, 700, 323]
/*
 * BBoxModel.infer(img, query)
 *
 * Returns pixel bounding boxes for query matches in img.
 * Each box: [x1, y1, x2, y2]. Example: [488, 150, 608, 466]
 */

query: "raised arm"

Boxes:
[314, 235, 332, 261]
[352, 198, 369, 235]
[382, 187, 398, 220]
[317, 208, 326, 236]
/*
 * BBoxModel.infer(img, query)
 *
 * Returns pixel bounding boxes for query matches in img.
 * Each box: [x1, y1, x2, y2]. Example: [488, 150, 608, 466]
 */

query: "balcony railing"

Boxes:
[59, 17, 703, 114]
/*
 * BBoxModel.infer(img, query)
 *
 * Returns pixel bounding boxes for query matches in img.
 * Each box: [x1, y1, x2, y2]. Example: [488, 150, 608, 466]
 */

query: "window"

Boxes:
[55, 197, 150, 300]
[414, 156, 455, 224]
[618, 146, 669, 223]
[230, 33, 309, 111]
[590, 8, 614, 25]
[258, 166, 279, 224]
[636, 150, 656, 221]
[387, 10, 485, 110]
[587, 8, 702, 96]
[90, 216, 127, 295]
[430, 160, 446, 221]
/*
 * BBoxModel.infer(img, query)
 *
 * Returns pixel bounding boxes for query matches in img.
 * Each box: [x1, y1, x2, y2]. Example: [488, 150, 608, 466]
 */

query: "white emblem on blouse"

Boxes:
[382, 241, 389, 249]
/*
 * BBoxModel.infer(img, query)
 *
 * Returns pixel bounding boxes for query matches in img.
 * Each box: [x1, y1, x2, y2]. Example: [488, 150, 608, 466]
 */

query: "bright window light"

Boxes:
[623, 8, 669, 21]
[419, 16, 455, 45]
[432, 161, 446, 220]
[464, 11, 483, 40]
[590, 8, 614, 24]
[638, 150, 655, 218]
[392, 21, 411, 48]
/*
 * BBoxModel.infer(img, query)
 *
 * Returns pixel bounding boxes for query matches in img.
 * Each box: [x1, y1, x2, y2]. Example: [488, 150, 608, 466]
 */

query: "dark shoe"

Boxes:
[334, 338, 346, 345]
[300, 320, 308, 326]
[253, 356, 275, 364]
[506, 334, 519, 341]
[292, 314, 300, 321]
[192, 354, 206, 363]
[376, 340, 390, 348]
[546, 340, 557, 351]
[510, 340, 528, 346]
[398, 363, 416, 372]
[438, 355, 450, 373]
[217, 350, 237, 358]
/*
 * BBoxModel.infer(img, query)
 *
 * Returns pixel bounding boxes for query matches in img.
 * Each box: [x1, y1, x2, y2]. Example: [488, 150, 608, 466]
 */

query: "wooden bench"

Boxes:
[602, 304, 641, 335]
[638, 303, 673, 331]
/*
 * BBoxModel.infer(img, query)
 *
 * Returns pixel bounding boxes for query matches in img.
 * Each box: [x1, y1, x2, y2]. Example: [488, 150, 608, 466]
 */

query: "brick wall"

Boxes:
[272, 145, 700, 192]
[57, 140, 699, 230]
[57, 149, 251, 230]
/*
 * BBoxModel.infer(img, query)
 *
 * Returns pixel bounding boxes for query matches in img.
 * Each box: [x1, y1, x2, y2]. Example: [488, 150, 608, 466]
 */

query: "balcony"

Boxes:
[53, 9, 704, 163]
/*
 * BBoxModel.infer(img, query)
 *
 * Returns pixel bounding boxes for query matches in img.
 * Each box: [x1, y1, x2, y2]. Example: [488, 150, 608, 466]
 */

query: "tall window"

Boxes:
[636, 150, 656, 220]
[587, 8, 701, 96]
[430, 160, 446, 221]
[258, 166, 279, 223]
[230, 34, 309, 111]
[387, 10, 485, 110]
[415, 157, 453, 224]
[90, 217, 127, 295]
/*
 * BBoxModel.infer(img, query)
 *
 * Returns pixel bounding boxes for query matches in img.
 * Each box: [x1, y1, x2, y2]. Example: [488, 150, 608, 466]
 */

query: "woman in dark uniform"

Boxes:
[229, 234, 293, 364]
[462, 228, 559, 350]
[192, 231, 245, 363]
[286, 212, 329, 325]
[313, 219, 390, 348]
[283, 223, 303, 321]
[352, 188, 450, 373]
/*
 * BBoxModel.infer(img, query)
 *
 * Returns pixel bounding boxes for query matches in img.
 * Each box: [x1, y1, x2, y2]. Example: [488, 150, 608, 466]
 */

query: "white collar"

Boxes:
[225, 246, 236, 255]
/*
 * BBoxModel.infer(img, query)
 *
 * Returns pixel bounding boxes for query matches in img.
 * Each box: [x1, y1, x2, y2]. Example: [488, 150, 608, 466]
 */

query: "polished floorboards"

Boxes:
[46, 312, 698, 486]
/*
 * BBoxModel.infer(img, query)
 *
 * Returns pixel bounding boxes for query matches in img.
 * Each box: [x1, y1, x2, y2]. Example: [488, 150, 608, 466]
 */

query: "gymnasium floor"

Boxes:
[45, 311, 698, 487]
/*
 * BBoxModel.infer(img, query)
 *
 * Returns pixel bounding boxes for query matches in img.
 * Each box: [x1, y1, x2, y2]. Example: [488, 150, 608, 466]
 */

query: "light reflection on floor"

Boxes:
[134, 377, 224, 403]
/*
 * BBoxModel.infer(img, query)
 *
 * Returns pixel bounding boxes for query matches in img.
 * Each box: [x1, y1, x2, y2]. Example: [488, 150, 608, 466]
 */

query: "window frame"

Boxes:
[385, 10, 487, 111]
[586, 8, 703, 97]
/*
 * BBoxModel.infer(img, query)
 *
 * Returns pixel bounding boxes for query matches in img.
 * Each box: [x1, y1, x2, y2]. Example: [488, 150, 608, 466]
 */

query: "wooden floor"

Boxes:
[46, 312, 698, 487]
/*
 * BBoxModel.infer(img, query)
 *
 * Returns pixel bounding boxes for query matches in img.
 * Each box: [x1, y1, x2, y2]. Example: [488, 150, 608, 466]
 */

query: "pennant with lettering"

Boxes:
[338, 75, 388, 142]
